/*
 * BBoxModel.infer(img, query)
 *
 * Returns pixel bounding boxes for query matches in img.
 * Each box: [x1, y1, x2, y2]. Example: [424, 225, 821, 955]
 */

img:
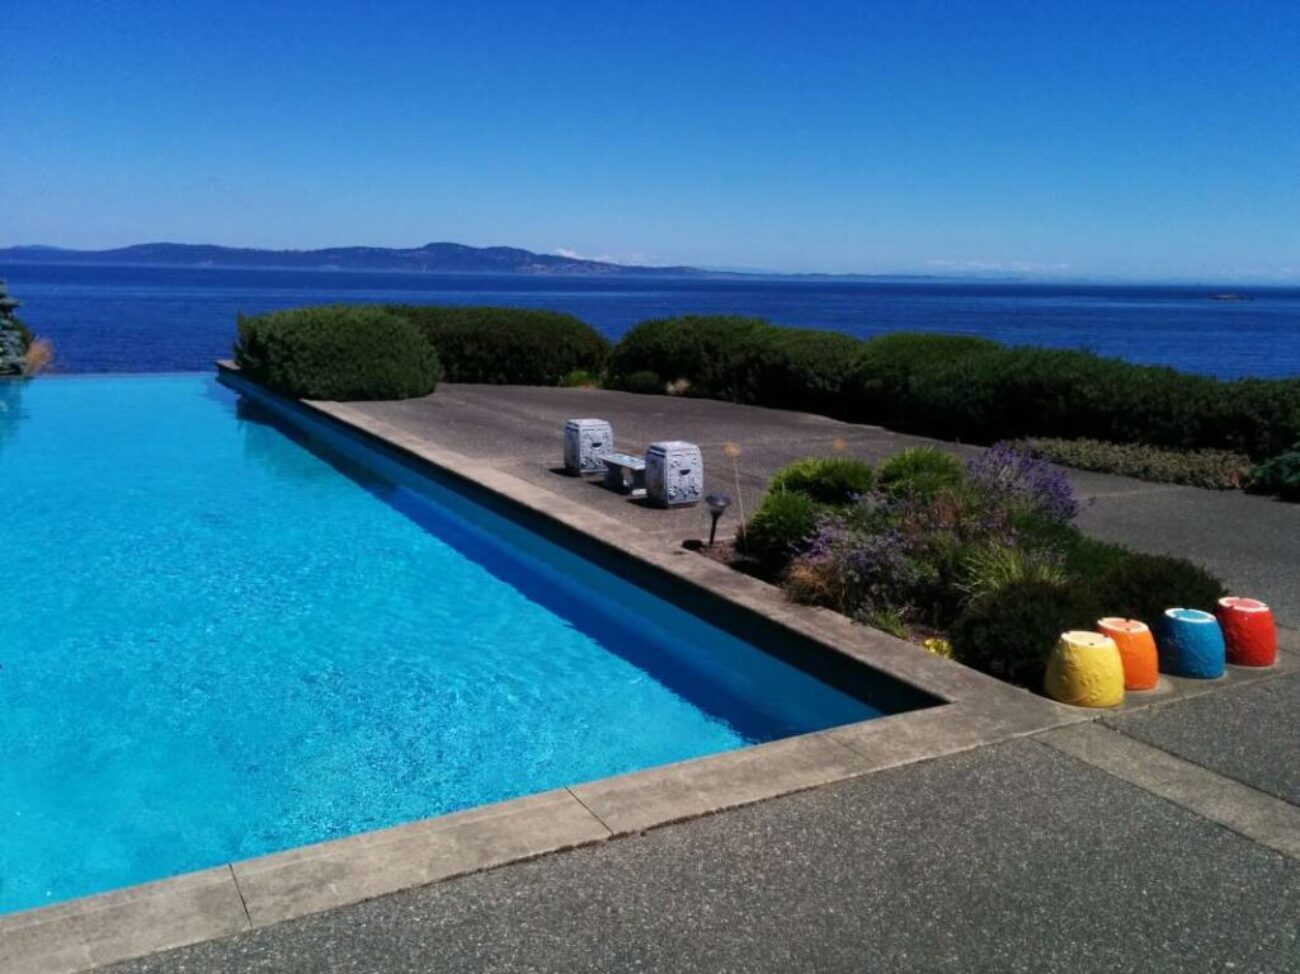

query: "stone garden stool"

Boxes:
[645, 441, 704, 507]
[563, 419, 613, 475]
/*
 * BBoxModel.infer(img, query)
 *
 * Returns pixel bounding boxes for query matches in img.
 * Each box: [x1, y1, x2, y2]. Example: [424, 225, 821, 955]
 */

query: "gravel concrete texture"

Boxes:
[1105, 671, 1300, 805]
[101, 740, 1300, 974]
[1038, 722, 1300, 859]
[345, 385, 1300, 625]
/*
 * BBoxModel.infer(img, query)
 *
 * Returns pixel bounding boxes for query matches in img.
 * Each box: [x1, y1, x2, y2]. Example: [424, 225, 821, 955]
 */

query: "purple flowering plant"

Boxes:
[966, 443, 1080, 523]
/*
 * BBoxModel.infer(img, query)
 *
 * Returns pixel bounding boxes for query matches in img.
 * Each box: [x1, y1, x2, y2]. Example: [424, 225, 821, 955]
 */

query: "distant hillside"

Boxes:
[0, 241, 711, 276]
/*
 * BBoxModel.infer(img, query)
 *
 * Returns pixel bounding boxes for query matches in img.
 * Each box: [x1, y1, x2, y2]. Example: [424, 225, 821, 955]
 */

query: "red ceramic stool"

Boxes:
[1216, 597, 1277, 667]
[1097, 617, 1159, 690]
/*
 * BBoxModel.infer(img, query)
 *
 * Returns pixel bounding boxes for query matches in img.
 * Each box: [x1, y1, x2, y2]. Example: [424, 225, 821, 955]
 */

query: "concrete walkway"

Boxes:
[106, 696, 1300, 973]
[100, 386, 1299, 973]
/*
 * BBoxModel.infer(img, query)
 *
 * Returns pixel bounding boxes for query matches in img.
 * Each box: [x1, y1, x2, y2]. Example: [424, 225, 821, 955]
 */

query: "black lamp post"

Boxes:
[705, 493, 731, 546]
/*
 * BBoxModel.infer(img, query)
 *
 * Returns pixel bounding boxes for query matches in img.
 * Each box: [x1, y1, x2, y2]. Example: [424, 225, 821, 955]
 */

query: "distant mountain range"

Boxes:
[0, 242, 715, 276]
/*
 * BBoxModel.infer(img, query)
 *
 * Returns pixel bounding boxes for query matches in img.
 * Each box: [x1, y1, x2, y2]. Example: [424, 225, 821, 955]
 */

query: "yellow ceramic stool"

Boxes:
[1044, 630, 1125, 708]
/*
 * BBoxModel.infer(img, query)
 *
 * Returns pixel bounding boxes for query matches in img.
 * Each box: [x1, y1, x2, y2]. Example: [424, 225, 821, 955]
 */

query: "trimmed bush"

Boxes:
[608, 315, 771, 401]
[877, 447, 965, 501]
[1209, 379, 1300, 461]
[235, 306, 440, 401]
[385, 306, 608, 386]
[741, 490, 821, 571]
[739, 328, 863, 414]
[768, 457, 875, 505]
[848, 332, 999, 425]
[894, 345, 1298, 460]
[1093, 552, 1228, 627]
[950, 579, 1101, 688]
[1246, 446, 1300, 502]
[1020, 438, 1250, 490]
[604, 318, 1300, 469]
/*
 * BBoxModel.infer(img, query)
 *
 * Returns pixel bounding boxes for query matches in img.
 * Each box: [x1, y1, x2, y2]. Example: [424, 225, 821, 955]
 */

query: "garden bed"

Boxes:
[711, 446, 1229, 690]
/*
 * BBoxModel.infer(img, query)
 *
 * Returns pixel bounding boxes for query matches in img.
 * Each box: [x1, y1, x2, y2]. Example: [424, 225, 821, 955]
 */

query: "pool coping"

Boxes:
[5, 367, 1295, 974]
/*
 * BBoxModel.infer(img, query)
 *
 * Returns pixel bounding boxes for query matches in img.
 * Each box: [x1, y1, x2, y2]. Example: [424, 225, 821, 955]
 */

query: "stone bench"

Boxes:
[601, 452, 647, 496]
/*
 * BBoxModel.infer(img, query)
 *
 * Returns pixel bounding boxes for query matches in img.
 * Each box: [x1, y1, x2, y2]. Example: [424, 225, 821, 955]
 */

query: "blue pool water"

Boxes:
[0, 374, 888, 915]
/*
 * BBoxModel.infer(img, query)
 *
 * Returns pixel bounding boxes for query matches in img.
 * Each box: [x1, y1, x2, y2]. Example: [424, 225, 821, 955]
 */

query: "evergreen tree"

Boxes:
[0, 280, 29, 375]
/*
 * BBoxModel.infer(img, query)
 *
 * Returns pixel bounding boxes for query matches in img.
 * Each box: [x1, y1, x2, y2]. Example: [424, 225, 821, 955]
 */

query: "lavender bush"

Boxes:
[784, 512, 927, 620]
[967, 443, 1080, 523]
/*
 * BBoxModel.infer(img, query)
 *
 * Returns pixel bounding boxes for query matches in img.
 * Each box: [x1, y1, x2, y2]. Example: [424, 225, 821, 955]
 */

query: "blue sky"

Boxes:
[6, 1, 1299, 279]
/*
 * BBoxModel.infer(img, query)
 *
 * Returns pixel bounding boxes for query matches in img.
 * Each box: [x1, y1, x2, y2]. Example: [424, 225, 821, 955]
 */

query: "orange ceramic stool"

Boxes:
[1216, 597, 1277, 667]
[1097, 617, 1159, 691]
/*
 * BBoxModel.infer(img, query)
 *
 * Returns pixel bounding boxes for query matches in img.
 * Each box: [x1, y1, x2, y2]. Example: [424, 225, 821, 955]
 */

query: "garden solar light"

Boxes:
[705, 493, 731, 546]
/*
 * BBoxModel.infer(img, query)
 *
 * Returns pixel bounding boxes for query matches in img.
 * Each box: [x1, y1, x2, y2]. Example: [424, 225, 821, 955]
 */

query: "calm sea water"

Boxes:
[0, 374, 877, 913]
[2, 262, 1298, 378]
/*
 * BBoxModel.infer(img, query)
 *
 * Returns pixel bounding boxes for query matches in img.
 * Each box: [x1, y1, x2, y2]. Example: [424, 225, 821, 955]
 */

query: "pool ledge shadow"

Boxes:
[7, 366, 1294, 973]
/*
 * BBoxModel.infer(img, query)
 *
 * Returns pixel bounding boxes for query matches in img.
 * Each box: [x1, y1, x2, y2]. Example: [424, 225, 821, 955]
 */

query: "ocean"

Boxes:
[2, 262, 1297, 379]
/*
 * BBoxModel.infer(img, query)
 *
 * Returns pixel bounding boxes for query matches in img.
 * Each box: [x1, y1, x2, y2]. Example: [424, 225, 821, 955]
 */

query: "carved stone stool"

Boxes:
[563, 419, 613, 475]
[645, 441, 703, 507]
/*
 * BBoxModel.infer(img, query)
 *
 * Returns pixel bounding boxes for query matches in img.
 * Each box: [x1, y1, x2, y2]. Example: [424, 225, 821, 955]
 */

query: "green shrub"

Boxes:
[616, 369, 664, 394]
[560, 369, 602, 388]
[1210, 379, 1300, 460]
[385, 306, 608, 386]
[950, 580, 1101, 688]
[742, 490, 822, 570]
[849, 332, 999, 424]
[877, 447, 966, 500]
[235, 306, 440, 401]
[1093, 552, 1227, 627]
[1060, 534, 1131, 580]
[1009, 511, 1131, 580]
[893, 345, 1299, 459]
[1246, 446, 1300, 502]
[1020, 438, 1251, 490]
[14, 319, 33, 351]
[608, 315, 771, 401]
[606, 320, 1300, 461]
[767, 456, 875, 505]
[739, 328, 863, 415]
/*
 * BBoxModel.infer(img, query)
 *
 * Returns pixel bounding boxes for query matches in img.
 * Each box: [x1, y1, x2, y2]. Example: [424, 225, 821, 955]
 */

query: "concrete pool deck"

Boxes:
[9, 379, 1298, 973]
[344, 383, 1300, 626]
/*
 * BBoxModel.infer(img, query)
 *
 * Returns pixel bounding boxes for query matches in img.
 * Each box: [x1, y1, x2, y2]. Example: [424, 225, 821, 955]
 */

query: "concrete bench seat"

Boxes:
[601, 452, 646, 496]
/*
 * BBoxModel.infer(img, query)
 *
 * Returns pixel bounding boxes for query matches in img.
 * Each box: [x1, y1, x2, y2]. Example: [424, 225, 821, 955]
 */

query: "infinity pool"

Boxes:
[0, 375, 896, 915]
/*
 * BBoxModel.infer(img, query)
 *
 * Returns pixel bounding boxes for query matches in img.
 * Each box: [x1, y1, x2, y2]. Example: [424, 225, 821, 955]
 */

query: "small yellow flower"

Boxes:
[831, 437, 847, 454]
[922, 637, 953, 659]
[724, 442, 741, 459]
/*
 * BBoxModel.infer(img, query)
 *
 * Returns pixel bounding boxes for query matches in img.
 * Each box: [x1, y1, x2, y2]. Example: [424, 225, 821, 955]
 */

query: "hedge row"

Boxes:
[234, 304, 611, 400]
[606, 318, 1300, 460]
[232, 306, 1300, 463]
[234, 306, 440, 400]
[608, 315, 862, 416]
[384, 305, 608, 386]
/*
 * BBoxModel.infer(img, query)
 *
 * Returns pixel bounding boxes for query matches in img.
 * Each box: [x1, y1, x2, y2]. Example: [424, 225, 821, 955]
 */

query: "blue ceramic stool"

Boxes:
[1156, 608, 1226, 679]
